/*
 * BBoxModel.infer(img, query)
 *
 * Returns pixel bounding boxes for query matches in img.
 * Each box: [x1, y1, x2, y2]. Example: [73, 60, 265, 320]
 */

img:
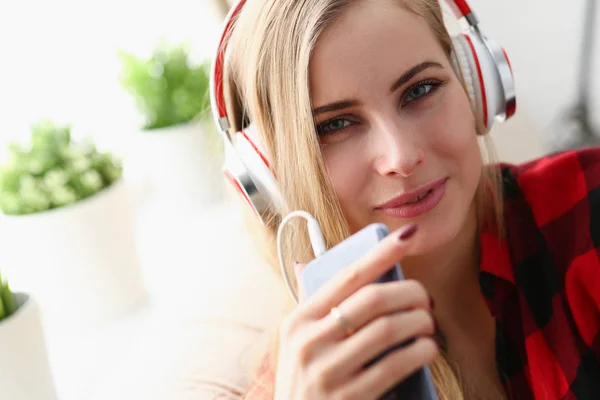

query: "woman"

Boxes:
[217, 0, 600, 398]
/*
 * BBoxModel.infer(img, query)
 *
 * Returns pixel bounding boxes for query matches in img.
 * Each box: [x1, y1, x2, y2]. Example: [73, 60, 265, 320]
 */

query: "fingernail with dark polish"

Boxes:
[398, 224, 417, 241]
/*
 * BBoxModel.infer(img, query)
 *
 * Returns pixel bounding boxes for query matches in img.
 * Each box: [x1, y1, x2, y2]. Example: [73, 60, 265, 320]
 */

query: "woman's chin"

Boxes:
[380, 208, 465, 256]
[410, 224, 458, 256]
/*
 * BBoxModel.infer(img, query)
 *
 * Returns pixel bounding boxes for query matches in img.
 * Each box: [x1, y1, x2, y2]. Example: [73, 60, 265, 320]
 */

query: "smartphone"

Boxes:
[301, 223, 438, 400]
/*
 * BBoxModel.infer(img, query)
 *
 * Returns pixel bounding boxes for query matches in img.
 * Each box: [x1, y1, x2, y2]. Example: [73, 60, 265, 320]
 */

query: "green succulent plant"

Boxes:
[118, 42, 212, 130]
[0, 270, 17, 322]
[0, 120, 123, 216]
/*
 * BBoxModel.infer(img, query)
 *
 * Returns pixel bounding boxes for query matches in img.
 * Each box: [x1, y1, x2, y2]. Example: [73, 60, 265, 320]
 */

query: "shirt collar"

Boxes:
[480, 230, 516, 285]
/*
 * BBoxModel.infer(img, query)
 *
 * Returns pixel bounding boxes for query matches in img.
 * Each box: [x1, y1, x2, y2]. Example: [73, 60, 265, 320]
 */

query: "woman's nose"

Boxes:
[372, 122, 424, 178]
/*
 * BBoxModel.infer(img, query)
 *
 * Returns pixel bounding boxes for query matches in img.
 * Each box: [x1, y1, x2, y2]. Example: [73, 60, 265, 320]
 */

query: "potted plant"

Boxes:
[118, 42, 225, 208]
[0, 270, 58, 400]
[0, 120, 147, 328]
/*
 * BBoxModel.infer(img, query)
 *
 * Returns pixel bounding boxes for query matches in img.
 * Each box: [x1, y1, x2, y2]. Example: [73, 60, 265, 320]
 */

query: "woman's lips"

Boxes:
[375, 178, 448, 218]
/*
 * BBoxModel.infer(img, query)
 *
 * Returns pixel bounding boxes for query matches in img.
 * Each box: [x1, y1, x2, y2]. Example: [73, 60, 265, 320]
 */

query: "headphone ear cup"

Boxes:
[224, 168, 261, 218]
[222, 124, 284, 220]
[223, 141, 263, 218]
[451, 32, 512, 133]
[235, 125, 284, 212]
[451, 35, 486, 130]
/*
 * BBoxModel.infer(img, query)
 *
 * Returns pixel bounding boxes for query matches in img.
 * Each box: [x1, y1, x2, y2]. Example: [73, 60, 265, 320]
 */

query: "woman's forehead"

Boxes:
[309, 1, 445, 104]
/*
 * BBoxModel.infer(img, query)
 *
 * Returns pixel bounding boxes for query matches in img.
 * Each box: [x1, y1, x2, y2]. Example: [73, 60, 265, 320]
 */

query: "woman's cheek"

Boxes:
[430, 92, 478, 158]
[323, 144, 368, 201]
[433, 123, 477, 157]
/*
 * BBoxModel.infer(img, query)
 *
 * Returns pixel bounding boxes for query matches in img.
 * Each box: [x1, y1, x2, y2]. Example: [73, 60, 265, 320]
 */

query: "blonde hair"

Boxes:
[223, 0, 504, 398]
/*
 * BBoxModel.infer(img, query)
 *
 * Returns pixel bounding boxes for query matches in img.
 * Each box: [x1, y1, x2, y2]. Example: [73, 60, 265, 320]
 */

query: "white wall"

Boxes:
[0, 0, 225, 155]
[0, 0, 598, 163]
[443, 0, 600, 163]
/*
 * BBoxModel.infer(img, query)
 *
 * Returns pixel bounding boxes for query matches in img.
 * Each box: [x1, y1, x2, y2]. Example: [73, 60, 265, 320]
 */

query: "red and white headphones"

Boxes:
[210, 0, 517, 223]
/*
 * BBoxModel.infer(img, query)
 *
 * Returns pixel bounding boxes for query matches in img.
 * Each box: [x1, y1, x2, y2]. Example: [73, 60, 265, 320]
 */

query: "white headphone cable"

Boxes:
[276, 211, 327, 303]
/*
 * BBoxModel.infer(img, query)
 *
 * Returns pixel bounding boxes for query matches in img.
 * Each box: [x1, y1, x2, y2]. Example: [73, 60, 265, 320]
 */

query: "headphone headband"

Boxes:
[210, 0, 248, 140]
[447, 0, 478, 26]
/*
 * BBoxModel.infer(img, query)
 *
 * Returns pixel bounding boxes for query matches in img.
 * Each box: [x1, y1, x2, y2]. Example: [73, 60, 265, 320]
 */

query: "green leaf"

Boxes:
[1, 281, 16, 317]
[0, 271, 6, 321]
[0, 295, 6, 321]
[0, 119, 123, 215]
[118, 43, 212, 130]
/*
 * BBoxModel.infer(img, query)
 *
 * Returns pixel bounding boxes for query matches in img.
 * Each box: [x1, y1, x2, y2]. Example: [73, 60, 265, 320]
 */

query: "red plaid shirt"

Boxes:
[481, 147, 600, 399]
[245, 148, 600, 399]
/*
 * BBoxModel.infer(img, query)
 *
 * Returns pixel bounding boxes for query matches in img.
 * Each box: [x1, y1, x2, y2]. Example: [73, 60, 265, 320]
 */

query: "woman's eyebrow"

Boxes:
[389, 60, 443, 93]
[313, 100, 359, 116]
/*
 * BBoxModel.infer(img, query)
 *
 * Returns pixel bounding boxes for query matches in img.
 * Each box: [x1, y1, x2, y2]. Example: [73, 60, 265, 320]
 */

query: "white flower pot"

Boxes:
[0, 293, 58, 400]
[0, 180, 147, 329]
[126, 121, 225, 209]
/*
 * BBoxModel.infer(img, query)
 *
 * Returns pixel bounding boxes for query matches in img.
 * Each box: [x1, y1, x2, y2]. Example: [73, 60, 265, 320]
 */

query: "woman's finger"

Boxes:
[324, 309, 436, 384]
[339, 337, 439, 400]
[321, 279, 432, 342]
[301, 224, 418, 319]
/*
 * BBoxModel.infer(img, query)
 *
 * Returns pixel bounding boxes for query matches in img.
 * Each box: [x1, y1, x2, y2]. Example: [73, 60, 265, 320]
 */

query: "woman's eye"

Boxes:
[403, 81, 441, 105]
[317, 118, 353, 135]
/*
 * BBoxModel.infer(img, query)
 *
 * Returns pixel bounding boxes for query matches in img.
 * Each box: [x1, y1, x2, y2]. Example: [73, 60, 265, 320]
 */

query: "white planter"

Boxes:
[0, 293, 58, 400]
[126, 121, 225, 209]
[0, 180, 147, 329]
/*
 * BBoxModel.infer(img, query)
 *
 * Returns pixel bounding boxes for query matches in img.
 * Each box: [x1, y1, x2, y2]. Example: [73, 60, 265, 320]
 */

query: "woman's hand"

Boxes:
[274, 224, 439, 400]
